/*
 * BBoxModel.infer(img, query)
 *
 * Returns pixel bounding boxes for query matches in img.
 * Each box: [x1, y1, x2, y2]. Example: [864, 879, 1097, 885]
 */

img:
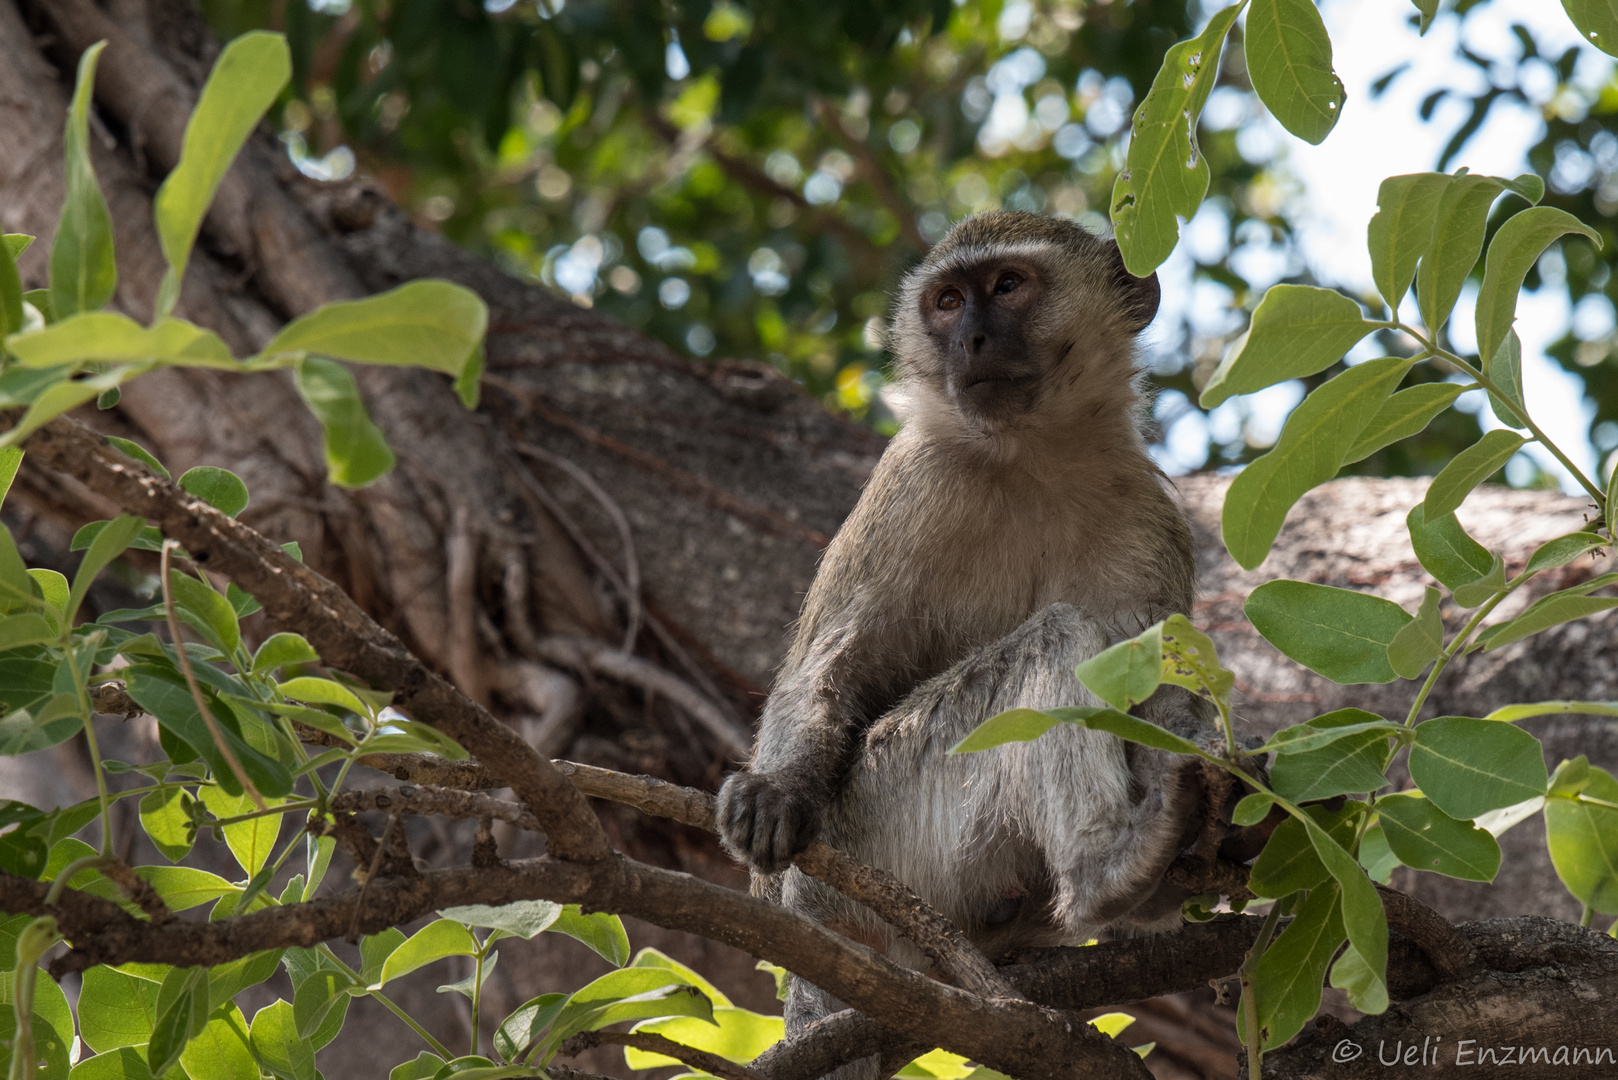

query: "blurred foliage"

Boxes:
[196, 0, 1616, 483]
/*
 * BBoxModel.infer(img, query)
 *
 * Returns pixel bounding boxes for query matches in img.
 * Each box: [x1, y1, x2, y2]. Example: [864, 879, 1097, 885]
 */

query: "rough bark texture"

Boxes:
[2, 2, 1617, 1077]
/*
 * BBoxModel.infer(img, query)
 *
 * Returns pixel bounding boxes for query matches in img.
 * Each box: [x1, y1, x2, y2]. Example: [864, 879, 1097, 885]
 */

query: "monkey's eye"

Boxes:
[937, 288, 964, 311]
[994, 271, 1023, 295]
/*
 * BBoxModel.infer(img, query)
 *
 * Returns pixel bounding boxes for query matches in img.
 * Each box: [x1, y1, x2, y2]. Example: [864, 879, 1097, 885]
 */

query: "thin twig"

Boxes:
[347, 812, 399, 942]
[160, 540, 264, 810]
[562, 1031, 766, 1080]
[517, 442, 643, 652]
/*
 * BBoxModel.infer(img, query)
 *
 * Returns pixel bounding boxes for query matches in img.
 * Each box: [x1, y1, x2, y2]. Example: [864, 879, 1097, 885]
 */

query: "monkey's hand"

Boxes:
[715, 770, 822, 873]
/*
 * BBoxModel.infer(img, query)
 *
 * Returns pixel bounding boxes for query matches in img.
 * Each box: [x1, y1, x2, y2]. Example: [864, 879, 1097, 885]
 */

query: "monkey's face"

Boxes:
[919, 259, 1047, 419]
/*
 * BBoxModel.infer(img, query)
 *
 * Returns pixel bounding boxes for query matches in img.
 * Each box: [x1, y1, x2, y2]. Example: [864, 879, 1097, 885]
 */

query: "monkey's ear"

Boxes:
[1104, 241, 1160, 333]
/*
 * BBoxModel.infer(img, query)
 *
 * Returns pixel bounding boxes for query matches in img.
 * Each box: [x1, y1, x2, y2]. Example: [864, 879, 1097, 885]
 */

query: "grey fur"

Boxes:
[714, 212, 1212, 1075]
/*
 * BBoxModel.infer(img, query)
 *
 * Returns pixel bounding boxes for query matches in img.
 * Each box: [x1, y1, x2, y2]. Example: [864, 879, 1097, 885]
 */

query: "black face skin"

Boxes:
[922, 259, 1047, 418]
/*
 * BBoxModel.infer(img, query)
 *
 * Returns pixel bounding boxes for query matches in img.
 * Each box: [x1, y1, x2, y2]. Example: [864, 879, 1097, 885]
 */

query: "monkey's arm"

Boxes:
[716, 610, 895, 873]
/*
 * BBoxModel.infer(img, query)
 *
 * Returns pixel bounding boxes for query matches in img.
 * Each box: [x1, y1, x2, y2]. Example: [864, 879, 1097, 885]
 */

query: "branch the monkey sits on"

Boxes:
[716, 212, 1218, 1072]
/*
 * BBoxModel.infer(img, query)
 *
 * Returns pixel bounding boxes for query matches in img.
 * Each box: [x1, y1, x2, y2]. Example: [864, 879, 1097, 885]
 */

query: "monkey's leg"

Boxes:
[776, 868, 888, 1080]
[835, 602, 1205, 943]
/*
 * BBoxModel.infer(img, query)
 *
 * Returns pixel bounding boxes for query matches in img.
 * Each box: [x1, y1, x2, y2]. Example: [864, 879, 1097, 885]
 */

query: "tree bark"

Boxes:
[3, 3, 1618, 1077]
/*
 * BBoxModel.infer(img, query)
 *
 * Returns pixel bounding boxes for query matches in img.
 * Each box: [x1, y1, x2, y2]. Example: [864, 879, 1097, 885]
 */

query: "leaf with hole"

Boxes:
[1245, 580, 1412, 684]
[1159, 613, 1235, 705]
[1409, 716, 1548, 819]
[1108, 3, 1242, 276]
[1244, 0, 1346, 144]
[1376, 792, 1500, 881]
[1563, 0, 1618, 58]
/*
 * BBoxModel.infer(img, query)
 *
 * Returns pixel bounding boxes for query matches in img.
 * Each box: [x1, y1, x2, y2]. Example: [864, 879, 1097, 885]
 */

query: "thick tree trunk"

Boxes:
[2, 2, 1616, 1076]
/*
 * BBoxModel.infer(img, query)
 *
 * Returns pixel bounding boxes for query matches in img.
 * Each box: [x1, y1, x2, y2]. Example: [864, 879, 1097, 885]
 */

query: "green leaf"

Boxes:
[105, 437, 170, 478]
[1422, 430, 1525, 520]
[122, 664, 294, 798]
[1358, 824, 1399, 884]
[1301, 813, 1387, 1012]
[1159, 613, 1235, 705]
[0, 446, 21, 507]
[250, 633, 319, 676]
[1074, 623, 1163, 711]
[167, 570, 241, 657]
[1387, 586, 1444, 679]
[1481, 590, 1618, 651]
[1411, 0, 1439, 32]
[373, 920, 479, 989]
[1476, 207, 1601, 371]
[1545, 765, 1618, 912]
[293, 356, 396, 488]
[1249, 883, 1343, 1049]
[0, 613, 61, 652]
[1415, 174, 1515, 335]
[1483, 330, 1526, 430]
[139, 787, 195, 863]
[455, 343, 485, 409]
[146, 967, 210, 1077]
[51, 42, 117, 319]
[0, 232, 23, 340]
[249, 1000, 316, 1080]
[1376, 792, 1501, 881]
[493, 994, 569, 1063]
[1222, 356, 1411, 568]
[1563, 0, 1618, 58]
[629, 948, 734, 1008]
[198, 787, 283, 879]
[178, 467, 250, 518]
[69, 1046, 154, 1080]
[1232, 792, 1277, 826]
[153, 32, 291, 318]
[1524, 531, 1609, 573]
[1, 1015, 69, 1080]
[1108, 3, 1242, 276]
[1269, 714, 1392, 802]
[948, 707, 1060, 754]
[549, 906, 632, 967]
[1199, 285, 1380, 408]
[0, 525, 43, 614]
[1409, 716, 1549, 819]
[7, 312, 233, 369]
[1328, 942, 1388, 1015]
[363, 718, 470, 760]
[1249, 803, 1360, 897]
[624, 1007, 784, 1071]
[1452, 553, 1507, 609]
[439, 899, 562, 940]
[67, 513, 144, 625]
[0, 696, 83, 756]
[1608, 459, 1617, 542]
[1258, 710, 1398, 755]
[276, 676, 369, 718]
[360, 928, 407, 984]
[30, 568, 68, 619]
[1245, 580, 1411, 684]
[132, 867, 237, 912]
[291, 968, 353, 1045]
[78, 966, 162, 1053]
[1061, 706, 1209, 757]
[1405, 505, 1493, 593]
[1486, 700, 1618, 723]
[178, 1004, 256, 1080]
[259, 281, 489, 380]
[541, 981, 714, 1063]
[1243, 0, 1345, 145]
[1367, 174, 1453, 312]
[391, 1053, 448, 1080]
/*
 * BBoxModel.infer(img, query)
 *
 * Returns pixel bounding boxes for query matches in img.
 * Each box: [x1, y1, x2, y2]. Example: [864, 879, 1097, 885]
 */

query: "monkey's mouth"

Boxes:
[955, 370, 1035, 405]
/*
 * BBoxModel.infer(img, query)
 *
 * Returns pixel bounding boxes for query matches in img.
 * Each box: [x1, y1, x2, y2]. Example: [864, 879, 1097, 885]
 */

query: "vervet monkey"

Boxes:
[716, 212, 1214, 1062]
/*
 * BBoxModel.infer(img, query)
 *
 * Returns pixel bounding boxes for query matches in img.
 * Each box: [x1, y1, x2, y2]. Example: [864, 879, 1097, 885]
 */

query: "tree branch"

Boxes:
[562, 1031, 766, 1080]
[23, 415, 613, 863]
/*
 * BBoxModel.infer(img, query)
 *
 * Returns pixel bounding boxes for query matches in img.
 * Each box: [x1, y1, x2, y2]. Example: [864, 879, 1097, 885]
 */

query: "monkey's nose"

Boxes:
[969, 333, 986, 353]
